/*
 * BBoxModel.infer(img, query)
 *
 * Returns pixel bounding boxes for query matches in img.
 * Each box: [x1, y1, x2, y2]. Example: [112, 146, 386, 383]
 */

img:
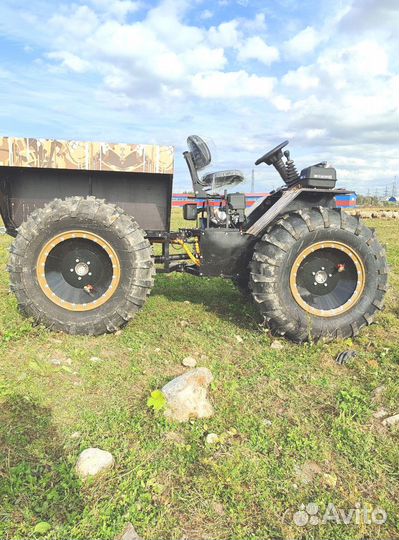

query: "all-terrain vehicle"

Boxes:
[0, 135, 387, 341]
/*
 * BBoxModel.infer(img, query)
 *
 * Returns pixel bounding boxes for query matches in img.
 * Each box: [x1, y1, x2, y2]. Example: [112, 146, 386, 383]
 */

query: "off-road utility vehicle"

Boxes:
[0, 135, 387, 341]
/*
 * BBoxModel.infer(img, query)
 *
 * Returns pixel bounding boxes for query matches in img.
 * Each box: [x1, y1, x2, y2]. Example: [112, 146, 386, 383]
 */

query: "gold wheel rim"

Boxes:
[36, 230, 121, 312]
[289, 241, 365, 318]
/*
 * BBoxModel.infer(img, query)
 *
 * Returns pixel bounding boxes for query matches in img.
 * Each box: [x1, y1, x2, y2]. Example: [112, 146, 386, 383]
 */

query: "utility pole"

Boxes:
[251, 168, 255, 193]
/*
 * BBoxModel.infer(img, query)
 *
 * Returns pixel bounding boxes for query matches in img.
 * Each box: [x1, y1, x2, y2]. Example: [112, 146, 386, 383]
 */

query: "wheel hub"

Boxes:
[36, 230, 121, 312]
[74, 261, 90, 277]
[289, 241, 365, 317]
[314, 269, 328, 284]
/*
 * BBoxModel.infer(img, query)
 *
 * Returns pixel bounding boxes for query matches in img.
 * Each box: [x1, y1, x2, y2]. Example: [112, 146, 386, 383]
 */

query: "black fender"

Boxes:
[244, 187, 353, 237]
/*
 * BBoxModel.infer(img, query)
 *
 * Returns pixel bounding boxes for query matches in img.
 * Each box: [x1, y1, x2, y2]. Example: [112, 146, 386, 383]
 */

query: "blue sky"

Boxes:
[0, 0, 398, 194]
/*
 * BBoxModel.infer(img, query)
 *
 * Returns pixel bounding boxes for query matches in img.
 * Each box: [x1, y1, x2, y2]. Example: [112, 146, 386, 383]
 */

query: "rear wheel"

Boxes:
[8, 197, 155, 335]
[250, 208, 388, 342]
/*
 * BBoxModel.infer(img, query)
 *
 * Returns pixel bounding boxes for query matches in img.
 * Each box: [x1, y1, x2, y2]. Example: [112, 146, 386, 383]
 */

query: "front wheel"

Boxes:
[250, 208, 388, 342]
[8, 197, 155, 335]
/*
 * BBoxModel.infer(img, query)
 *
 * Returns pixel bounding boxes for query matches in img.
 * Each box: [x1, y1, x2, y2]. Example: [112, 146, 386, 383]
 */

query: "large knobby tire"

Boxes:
[8, 196, 155, 335]
[249, 207, 388, 342]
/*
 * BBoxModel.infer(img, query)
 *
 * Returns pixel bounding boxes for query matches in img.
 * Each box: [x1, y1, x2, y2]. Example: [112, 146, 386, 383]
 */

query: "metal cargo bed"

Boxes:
[0, 136, 174, 235]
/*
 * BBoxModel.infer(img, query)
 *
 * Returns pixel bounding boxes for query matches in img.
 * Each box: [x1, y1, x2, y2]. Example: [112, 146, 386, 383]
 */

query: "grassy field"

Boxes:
[0, 209, 398, 540]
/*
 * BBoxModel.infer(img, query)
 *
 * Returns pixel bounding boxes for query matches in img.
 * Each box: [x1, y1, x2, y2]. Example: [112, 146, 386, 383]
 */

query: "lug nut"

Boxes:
[314, 282, 317, 286]
[312, 271, 316, 275]
[321, 266, 325, 270]
[324, 283, 328, 287]
[328, 273, 332, 277]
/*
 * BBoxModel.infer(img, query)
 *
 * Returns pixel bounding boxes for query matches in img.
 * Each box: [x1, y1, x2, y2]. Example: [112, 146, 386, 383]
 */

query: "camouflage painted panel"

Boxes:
[0, 136, 174, 174]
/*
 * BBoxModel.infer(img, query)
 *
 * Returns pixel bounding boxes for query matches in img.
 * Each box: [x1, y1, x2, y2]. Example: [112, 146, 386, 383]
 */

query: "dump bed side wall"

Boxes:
[0, 167, 173, 233]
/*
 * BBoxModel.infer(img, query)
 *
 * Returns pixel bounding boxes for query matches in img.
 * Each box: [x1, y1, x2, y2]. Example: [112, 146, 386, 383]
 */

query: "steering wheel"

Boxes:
[255, 140, 289, 166]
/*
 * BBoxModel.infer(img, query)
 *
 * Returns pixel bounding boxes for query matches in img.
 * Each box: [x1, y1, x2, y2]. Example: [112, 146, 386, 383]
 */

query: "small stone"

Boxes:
[65, 358, 73, 366]
[373, 408, 388, 419]
[90, 356, 103, 363]
[180, 320, 189, 328]
[76, 448, 114, 479]
[372, 385, 385, 401]
[184, 300, 190, 304]
[115, 523, 142, 540]
[50, 359, 62, 366]
[164, 431, 185, 445]
[382, 413, 399, 427]
[200, 354, 208, 361]
[182, 356, 197, 368]
[206, 433, 219, 444]
[212, 502, 225, 515]
[162, 368, 214, 423]
[115, 330, 122, 336]
[263, 419, 272, 426]
[235, 335, 243, 343]
[294, 461, 322, 484]
[271, 340, 284, 350]
[70, 431, 81, 439]
[154, 347, 161, 353]
[323, 473, 337, 488]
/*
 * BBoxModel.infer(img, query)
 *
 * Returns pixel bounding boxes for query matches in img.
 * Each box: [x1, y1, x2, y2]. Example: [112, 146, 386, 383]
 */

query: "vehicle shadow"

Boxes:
[152, 272, 261, 330]
[0, 394, 83, 536]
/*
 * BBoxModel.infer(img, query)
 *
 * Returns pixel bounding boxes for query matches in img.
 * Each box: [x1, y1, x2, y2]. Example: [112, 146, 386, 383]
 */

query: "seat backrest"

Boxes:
[187, 135, 212, 170]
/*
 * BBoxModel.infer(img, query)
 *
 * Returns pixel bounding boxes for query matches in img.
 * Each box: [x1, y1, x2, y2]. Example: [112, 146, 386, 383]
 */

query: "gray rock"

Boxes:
[115, 523, 142, 540]
[271, 340, 284, 350]
[162, 367, 214, 422]
[182, 356, 197, 368]
[373, 408, 388, 419]
[294, 461, 322, 484]
[50, 359, 62, 366]
[90, 356, 103, 363]
[382, 413, 399, 427]
[76, 448, 114, 479]
[205, 433, 219, 444]
[0, 226, 6, 235]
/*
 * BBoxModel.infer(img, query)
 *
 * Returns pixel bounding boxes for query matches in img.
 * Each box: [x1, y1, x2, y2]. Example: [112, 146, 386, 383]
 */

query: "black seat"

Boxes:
[201, 170, 245, 190]
[184, 135, 245, 194]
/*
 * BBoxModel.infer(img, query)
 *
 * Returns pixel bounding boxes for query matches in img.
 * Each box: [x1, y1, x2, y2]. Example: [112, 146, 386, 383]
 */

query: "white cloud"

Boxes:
[200, 9, 213, 20]
[208, 20, 240, 48]
[305, 128, 327, 139]
[271, 95, 291, 111]
[319, 40, 389, 87]
[87, 0, 142, 19]
[47, 51, 90, 73]
[242, 13, 267, 32]
[191, 70, 276, 99]
[284, 26, 322, 59]
[237, 36, 279, 65]
[282, 66, 319, 90]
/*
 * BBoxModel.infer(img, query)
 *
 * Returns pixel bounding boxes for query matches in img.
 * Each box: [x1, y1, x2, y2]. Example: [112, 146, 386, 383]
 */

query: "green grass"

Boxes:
[0, 210, 398, 539]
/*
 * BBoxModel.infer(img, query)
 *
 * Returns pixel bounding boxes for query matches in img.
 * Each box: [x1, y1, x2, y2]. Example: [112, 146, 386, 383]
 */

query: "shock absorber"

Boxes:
[284, 150, 300, 185]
